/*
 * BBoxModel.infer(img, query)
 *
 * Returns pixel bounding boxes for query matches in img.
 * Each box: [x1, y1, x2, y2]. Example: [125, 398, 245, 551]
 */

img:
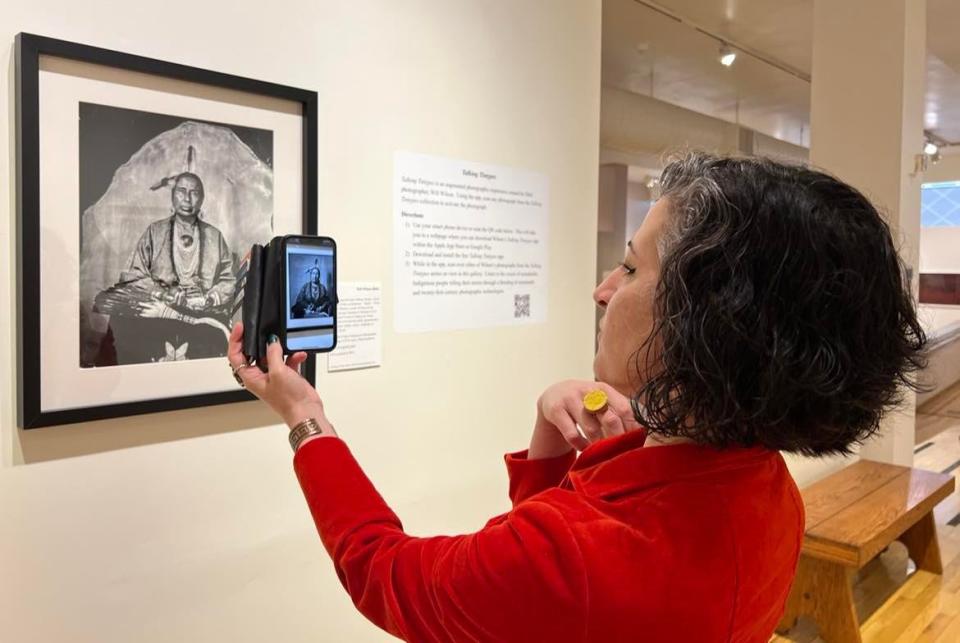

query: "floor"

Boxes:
[772, 380, 960, 643]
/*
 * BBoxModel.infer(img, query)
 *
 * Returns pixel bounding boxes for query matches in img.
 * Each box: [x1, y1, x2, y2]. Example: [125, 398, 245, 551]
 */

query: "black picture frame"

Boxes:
[15, 32, 319, 428]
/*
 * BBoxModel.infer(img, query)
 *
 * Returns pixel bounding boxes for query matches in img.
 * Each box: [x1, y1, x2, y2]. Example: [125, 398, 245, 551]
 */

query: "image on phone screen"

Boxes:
[285, 239, 335, 351]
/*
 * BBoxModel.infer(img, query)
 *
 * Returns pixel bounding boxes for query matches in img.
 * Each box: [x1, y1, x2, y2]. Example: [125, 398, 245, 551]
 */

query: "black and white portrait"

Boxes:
[78, 103, 274, 367]
[17, 34, 316, 427]
[288, 252, 334, 320]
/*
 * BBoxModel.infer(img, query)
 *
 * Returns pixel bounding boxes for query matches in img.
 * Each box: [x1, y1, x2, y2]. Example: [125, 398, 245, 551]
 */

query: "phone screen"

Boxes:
[284, 236, 336, 351]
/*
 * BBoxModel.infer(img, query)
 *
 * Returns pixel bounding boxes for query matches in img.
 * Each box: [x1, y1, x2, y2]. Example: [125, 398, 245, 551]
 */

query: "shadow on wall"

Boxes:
[14, 400, 278, 465]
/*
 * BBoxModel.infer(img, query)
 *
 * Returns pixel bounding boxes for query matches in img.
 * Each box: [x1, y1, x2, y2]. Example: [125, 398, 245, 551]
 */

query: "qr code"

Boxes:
[514, 294, 530, 319]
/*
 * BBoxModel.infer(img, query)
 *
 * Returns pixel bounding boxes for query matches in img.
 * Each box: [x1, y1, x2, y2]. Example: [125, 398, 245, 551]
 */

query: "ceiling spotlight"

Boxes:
[914, 140, 943, 175]
[719, 45, 737, 67]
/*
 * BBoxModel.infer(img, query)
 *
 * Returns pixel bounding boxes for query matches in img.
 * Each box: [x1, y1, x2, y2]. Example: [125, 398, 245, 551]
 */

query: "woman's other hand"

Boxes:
[227, 322, 337, 435]
[530, 381, 638, 459]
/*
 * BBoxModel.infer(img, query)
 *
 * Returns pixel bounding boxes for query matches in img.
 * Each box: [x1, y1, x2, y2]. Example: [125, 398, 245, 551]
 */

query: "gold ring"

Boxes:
[231, 365, 245, 388]
[583, 389, 609, 415]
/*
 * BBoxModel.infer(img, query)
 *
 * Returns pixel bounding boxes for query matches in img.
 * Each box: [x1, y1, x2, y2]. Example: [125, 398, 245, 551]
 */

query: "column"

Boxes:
[809, 0, 927, 465]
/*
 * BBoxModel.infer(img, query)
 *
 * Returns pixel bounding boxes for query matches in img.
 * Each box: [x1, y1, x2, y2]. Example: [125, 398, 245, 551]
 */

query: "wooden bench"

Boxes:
[777, 459, 955, 643]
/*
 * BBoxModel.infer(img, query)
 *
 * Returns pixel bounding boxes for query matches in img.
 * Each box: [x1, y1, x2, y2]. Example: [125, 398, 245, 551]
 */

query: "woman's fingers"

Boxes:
[237, 366, 267, 395]
[599, 408, 626, 438]
[227, 323, 248, 371]
[573, 381, 645, 444]
[576, 404, 604, 443]
[535, 379, 643, 457]
[578, 407, 624, 442]
[265, 339, 286, 375]
[225, 326, 330, 430]
[596, 382, 633, 416]
[226, 323, 269, 394]
[594, 382, 644, 433]
[547, 406, 590, 452]
[286, 352, 307, 373]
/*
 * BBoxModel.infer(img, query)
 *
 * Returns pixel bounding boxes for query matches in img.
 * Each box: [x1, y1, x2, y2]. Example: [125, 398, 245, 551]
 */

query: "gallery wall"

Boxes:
[916, 152, 960, 333]
[923, 151, 960, 184]
[598, 85, 810, 169]
[0, 2, 602, 641]
[920, 152, 960, 282]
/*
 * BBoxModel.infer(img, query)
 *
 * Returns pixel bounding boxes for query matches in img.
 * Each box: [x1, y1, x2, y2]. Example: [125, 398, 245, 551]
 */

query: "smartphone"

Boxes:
[281, 235, 337, 353]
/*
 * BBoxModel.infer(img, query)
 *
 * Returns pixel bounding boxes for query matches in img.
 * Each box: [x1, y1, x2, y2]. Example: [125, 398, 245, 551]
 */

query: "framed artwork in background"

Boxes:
[15, 33, 318, 428]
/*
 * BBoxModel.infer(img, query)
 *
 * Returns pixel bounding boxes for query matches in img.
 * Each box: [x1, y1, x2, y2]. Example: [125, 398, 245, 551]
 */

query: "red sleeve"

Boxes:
[294, 438, 588, 643]
[504, 448, 576, 506]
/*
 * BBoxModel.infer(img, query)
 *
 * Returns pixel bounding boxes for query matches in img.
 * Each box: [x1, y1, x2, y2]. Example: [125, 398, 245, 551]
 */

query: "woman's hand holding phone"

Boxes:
[227, 322, 337, 435]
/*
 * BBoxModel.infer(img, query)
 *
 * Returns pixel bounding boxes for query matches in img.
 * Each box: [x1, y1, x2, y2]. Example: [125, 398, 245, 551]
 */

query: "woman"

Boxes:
[228, 153, 926, 642]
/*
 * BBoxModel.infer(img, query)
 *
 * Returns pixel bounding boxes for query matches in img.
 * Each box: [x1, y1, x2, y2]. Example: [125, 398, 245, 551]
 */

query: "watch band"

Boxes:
[289, 418, 326, 452]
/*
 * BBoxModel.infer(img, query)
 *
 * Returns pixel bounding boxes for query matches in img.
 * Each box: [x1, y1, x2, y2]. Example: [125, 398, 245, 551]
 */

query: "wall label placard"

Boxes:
[393, 151, 549, 332]
[327, 282, 382, 372]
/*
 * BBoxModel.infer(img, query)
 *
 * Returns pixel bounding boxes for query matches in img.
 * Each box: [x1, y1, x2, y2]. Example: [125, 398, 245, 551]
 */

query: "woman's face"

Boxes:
[593, 198, 669, 395]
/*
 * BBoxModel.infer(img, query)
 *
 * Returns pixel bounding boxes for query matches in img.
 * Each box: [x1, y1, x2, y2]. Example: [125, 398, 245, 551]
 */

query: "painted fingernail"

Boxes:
[268, 334, 278, 344]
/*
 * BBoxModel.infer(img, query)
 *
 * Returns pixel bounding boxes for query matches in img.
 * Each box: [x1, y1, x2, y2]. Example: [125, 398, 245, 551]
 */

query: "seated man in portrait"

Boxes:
[291, 258, 333, 319]
[121, 172, 236, 309]
[94, 172, 236, 362]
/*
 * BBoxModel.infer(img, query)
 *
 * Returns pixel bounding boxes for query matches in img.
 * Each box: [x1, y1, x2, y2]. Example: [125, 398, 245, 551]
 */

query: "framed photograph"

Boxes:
[15, 33, 318, 428]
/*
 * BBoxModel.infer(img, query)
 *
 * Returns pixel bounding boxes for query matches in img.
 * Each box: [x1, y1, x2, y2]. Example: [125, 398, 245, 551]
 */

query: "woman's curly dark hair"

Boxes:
[633, 152, 927, 456]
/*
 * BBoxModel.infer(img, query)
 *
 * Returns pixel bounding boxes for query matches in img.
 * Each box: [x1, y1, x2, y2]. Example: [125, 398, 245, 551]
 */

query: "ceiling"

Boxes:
[602, 0, 960, 147]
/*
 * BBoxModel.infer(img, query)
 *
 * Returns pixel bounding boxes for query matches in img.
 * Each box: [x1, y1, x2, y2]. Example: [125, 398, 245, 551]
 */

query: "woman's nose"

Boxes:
[593, 285, 606, 308]
[594, 272, 616, 308]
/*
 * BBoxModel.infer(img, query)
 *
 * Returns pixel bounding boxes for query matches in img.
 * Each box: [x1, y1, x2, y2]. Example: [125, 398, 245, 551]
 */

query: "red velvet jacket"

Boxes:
[294, 430, 804, 642]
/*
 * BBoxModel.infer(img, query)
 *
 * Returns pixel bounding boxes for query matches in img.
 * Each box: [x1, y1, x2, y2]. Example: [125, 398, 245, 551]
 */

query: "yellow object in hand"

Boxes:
[583, 389, 609, 415]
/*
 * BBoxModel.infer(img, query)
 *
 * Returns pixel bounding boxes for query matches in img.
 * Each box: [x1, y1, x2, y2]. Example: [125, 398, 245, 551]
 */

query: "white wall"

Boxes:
[625, 181, 652, 247]
[808, 0, 927, 470]
[599, 85, 809, 164]
[0, 2, 602, 641]
[921, 229, 960, 274]
[920, 153, 960, 276]
[754, 131, 809, 164]
[920, 304, 960, 332]
[601, 85, 741, 158]
[923, 151, 960, 184]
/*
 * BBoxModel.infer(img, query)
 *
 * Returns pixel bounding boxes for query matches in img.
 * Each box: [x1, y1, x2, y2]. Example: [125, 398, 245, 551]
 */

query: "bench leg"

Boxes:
[777, 555, 861, 643]
[899, 511, 942, 574]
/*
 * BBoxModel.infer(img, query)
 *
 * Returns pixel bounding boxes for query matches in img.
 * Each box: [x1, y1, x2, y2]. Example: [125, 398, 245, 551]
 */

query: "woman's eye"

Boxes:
[620, 263, 636, 276]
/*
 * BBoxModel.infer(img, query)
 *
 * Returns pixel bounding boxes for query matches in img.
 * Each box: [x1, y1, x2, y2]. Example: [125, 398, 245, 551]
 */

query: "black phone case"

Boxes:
[239, 244, 264, 360]
[240, 236, 336, 371]
[258, 237, 285, 366]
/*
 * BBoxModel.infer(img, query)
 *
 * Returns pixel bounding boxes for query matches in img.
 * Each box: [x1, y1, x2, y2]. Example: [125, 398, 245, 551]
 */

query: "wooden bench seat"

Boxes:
[777, 459, 955, 643]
